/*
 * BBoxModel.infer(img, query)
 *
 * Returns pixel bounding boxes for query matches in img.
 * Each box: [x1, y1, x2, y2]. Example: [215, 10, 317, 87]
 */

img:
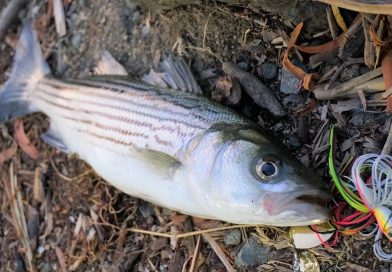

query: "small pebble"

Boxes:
[288, 135, 302, 151]
[224, 229, 241, 246]
[71, 33, 83, 48]
[234, 236, 272, 267]
[40, 263, 52, 272]
[260, 62, 278, 80]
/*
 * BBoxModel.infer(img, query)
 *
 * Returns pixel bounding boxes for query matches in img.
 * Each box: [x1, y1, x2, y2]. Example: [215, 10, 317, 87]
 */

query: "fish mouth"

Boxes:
[263, 189, 331, 225]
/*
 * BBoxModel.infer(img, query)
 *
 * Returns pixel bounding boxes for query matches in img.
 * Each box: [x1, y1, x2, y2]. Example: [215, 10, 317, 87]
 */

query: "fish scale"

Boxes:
[32, 76, 247, 158]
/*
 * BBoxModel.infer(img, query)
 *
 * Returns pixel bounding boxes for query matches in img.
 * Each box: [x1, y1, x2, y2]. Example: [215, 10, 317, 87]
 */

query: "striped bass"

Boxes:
[0, 24, 330, 226]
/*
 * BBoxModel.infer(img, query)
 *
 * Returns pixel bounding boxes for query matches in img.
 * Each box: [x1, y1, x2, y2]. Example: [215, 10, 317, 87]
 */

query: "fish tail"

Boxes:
[0, 22, 51, 122]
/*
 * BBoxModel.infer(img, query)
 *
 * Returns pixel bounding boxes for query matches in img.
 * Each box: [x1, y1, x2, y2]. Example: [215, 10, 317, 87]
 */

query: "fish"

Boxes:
[0, 24, 330, 226]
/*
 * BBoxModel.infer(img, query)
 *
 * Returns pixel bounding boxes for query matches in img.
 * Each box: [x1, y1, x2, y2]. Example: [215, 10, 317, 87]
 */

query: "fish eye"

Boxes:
[255, 160, 279, 180]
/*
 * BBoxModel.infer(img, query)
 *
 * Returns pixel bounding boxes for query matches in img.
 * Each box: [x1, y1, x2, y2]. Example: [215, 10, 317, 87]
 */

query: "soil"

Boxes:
[0, 0, 391, 271]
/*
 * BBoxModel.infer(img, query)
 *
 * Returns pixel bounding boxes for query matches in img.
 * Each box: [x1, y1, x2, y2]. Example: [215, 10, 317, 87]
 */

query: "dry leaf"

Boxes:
[13, 119, 40, 159]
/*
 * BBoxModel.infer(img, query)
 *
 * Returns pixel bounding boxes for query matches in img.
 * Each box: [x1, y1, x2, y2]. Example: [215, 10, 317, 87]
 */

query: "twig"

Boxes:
[222, 62, 286, 117]
[362, 14, 376, 68]
[314, 68, 384, 100]
[3, 163, 36, 271]
[127, 224, 255, 239]
[375, 16, 385, 68]
[326, 6, 339, 39]
[325, 58, 364, 89]
[382, 122, 392, 155]
[188, 235, 201, 272]
[203, 233, 236, 272]
[0, 0, 26, 40]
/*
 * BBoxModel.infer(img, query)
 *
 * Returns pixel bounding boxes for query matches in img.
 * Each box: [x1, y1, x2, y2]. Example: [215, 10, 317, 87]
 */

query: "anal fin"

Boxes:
[41, 127, 69, 153]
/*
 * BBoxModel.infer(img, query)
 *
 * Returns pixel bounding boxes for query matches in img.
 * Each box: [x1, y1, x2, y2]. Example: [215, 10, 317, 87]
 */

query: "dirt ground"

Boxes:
[0, 0, 391, 271]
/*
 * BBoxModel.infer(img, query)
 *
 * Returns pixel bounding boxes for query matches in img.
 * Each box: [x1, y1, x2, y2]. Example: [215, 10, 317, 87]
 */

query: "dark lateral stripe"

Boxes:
[36, 95, 194, 142]
[42, 78, 192, 111]
[62, 113, 191, 139]
[35, 92, 205, 132]
[154, 135, 174, 148]
[42, 78, 223, 119]
[76, 128, 136, 148]
[61, 115, 149, 139]
[37, 85, 207, 131]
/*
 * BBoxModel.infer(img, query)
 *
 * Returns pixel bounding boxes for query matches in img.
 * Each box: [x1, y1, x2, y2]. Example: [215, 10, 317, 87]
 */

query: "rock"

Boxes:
[224, 229, 242, 246]
[237, 61, 250, 71]
[260, 63, 278, 80]
[234, 236, 273, 267]
[349, 112, 375, 127]
[280, 68, 301, 94]
[139, 202, 154, 218]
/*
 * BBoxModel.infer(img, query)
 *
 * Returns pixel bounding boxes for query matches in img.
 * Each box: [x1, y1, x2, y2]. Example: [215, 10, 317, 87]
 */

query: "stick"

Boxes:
[188, 235, 201, 272]
[314, 69, 384, 100]
[0, 0, 26, 40]
[203, 233, 236, 272]
[53, 0, 66, 36]
[382, 123, 392, 155]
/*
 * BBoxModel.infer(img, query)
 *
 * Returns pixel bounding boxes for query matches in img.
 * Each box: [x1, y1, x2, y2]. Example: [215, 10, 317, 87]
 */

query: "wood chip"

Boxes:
[357, 90, 367, 111]
[52, 0, 66, 36]
[33, 167, 45, 203]
[55, 247, 68, 272]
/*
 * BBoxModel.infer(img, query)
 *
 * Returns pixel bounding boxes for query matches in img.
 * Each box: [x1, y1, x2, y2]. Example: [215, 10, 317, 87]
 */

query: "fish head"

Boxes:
[186, 127, 330, 226]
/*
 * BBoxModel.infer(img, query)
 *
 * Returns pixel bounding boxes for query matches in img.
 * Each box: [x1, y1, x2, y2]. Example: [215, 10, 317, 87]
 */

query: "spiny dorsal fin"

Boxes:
[93, 51, 202, 94]
[159, 54, 201, 94]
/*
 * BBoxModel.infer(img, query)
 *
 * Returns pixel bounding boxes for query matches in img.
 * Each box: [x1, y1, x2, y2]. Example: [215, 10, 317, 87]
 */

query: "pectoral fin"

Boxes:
[132, 147, 182, 179]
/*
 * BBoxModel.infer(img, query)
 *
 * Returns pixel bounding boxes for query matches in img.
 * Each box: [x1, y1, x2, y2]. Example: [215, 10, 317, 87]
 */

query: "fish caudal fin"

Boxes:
[0, 23, 50, 122]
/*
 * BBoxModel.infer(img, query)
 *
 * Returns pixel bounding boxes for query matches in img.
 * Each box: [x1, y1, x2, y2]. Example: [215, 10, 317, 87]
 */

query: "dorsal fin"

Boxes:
[159, 54, 201, 94]
[93, 51, 202, 94]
